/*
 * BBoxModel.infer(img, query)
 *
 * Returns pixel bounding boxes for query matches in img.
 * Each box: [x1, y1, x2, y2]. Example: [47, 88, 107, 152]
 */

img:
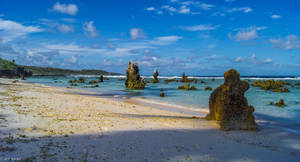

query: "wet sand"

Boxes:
[0, 78, 299, 161]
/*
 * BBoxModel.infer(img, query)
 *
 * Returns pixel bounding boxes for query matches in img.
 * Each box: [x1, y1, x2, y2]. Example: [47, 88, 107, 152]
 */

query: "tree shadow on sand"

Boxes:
[1, 119, 300, 161]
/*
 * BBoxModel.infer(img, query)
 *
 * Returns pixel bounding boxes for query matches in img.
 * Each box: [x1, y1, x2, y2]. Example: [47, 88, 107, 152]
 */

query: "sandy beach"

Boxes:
[0, 78, 300, 161]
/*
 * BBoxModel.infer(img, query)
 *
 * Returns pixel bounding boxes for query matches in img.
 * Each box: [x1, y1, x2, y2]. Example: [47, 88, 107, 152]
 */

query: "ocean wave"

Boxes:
[70, 75, 300, 80]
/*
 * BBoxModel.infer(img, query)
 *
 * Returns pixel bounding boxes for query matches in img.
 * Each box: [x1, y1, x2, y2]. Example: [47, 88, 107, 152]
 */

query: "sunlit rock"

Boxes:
[206, 69, 258, 131]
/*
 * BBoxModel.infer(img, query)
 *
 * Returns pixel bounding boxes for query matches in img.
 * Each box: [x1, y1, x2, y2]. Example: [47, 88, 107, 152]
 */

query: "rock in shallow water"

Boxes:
[270, 99, 286, 108]
[125, 62, 145, 89]
[152, 69, 159, 83]
[206, 69, 258, 131]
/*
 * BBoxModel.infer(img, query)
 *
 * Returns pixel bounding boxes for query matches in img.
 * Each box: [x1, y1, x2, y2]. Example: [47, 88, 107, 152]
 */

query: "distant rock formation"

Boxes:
[125, 62, 145, 89]
[88, 80, 97, 84]
[178, 84, 197, 91]
[206, 69, 258, 131]
[164, 78, 177, 84]
[78, 77, 85, 83]
[99, 75, 104, 82]
[252, 80, 290, 93]
[180, 73, 195, 82]
[152, 69, 159, 83]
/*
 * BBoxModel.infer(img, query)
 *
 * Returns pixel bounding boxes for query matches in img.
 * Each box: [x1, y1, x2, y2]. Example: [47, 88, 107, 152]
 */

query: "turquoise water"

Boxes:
[25, 75, 300, 123]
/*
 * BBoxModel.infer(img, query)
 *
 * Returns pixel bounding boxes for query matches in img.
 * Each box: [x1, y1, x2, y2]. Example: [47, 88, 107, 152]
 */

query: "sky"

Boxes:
[0, 0, 300, 76]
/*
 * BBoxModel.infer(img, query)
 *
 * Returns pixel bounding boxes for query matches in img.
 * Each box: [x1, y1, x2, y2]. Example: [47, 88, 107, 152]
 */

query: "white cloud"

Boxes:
[270, 35, 300, 50]
[146, 7, 155, 11]
[232, 54, 276, 66]
[83, 21, 99, 38]
[45, 44, 106, 56]
[57, 24, 74, 34]
[229, 26, 266, 41]
[235, 56, 243, 62]
[161, 5, 177, 14]
[52, 2, 78, 15]
[70, 56, 77, 63]
[180, 24, 218, 31]
[155, 35, 183, 42]
[228, 7, 252, 13]
[199, 3, 215, 11]
[0, 14, 4, 17]
[0, 18, 43, 42]
[178, 5, 190, 14]
[130, 28, 146, 40]
[271, 14, 282, 19]
[264, 58, 272, 63]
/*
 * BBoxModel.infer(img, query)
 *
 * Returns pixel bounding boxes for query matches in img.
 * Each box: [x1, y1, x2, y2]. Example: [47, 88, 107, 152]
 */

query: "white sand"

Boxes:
[0, 78, 299, 161]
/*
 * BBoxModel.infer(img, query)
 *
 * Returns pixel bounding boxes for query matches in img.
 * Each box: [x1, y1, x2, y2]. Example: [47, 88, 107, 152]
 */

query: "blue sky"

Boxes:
[0, 0, 299, 76]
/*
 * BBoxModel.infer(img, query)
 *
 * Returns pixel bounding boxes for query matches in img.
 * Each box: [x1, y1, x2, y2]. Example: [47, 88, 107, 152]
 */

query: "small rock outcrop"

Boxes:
[178, 84, 197, 91]
[206, 69, 258, 131]
[88, 80, 97, 84]
[252, 80, 290, 93]
[125, 62, 145, 89]
[205, 86, 212, 91]
[78, 77, 85, 83]
[98, 75, 104, 82]
[160, 92, 165, 97]
[152, 69, 159, 83]
[180, 73, 196, 82]
[270, 99, 286, 108]
[164, 78, 177, 84]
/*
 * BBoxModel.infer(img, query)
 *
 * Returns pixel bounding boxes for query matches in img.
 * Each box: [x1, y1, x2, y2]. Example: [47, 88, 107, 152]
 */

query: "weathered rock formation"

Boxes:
[206, 69, 258, 131]
[99, 75, 104, 82]
[125, 62, 145, 89]
[152, 69, 159, 83]
[180, 73, 196, 82]
[252, 80, 290, 93]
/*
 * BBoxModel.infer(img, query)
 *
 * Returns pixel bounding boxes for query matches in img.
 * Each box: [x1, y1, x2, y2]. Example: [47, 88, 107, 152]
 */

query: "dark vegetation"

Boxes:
[0, 57, 120, 78]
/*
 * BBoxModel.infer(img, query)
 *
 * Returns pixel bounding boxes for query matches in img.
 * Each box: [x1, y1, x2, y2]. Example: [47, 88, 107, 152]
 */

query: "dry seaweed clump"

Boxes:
[178, 84, 197, 91]
[180, 73, 196, 82]
[206, 69, 258, 131]
[270, 99, 286, 108]
[252, 80, 290, 93]
[125, 62, 145, 89]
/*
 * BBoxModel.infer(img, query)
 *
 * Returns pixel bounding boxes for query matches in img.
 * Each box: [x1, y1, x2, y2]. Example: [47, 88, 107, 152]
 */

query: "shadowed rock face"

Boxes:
[152, 69, 159, 83]
[99, 75, 104, 82]
[206, 69, 258, 131]
[125, 62, 145, 89]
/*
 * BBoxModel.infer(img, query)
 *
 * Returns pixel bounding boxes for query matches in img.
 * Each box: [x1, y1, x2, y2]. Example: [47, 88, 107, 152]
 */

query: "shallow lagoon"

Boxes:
[26, 75, 300, 124]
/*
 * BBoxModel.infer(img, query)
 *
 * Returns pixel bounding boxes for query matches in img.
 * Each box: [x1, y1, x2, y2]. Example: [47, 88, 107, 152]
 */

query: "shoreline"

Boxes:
[1, 78, 300, 161]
